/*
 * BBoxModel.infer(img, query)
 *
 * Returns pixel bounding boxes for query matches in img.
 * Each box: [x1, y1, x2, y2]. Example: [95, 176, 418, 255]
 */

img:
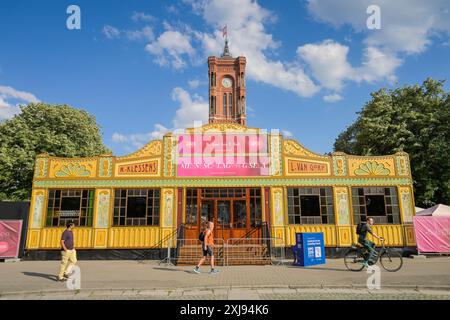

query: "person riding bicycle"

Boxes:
[357, 217, 384, 268]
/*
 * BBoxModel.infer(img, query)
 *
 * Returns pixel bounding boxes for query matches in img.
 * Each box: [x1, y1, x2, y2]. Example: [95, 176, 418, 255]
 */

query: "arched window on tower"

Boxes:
[223, 94, 227, 116]
[210, 96, 216, 115]
[229, 93, 233, 116]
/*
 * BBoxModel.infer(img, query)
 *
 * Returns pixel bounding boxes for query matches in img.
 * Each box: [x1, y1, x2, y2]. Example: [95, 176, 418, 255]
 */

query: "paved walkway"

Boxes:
[1, 257, 449, 299]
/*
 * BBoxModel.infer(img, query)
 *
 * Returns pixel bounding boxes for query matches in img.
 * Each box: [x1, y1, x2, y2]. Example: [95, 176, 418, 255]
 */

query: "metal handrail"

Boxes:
[225, 237, 284, 266]
[137, 224, 180, 261]
[173, 238, 226, 266]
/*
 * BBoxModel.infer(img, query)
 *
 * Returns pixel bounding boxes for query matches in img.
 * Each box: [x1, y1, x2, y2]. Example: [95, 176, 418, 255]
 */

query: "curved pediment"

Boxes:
[184, 123, 262, 134]
[117, 140, 162, 160]
[283, 139, 329, 159]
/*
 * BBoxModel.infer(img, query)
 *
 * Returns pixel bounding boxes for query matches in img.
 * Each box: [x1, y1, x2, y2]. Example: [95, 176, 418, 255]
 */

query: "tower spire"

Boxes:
[222, 38, 232, 57]
[221, 25, 232, 58]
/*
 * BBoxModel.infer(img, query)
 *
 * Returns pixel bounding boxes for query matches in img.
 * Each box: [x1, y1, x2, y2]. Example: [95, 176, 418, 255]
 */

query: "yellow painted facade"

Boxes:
[26, 123, 416, 251]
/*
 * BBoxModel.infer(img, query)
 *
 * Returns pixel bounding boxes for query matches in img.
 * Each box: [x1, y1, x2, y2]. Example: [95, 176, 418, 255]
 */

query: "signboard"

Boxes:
[0, 220, 23, 259]
[286, 159, 330, 175]
[288, 160, 328, 174]
[293, 232, 325, 266]
[177, 133, 269, 176]
[115, 159, 160, 177]
[57, 210, 80, 218]
[118, 161, 158, 175]
[413, 216, 450, 253]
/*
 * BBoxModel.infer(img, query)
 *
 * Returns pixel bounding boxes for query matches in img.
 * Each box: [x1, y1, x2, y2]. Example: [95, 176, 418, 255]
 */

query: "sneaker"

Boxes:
[193, 267, 200, 274]
[57, 277, 67, 282]
[210, 269, 220, 274]
[362, 261, 370, 268]
[64, 270, 75, 278]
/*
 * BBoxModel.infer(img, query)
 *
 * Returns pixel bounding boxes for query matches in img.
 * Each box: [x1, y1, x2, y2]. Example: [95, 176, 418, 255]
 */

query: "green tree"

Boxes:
[334, 78, 450, 207]
[0, 103, 111, 200]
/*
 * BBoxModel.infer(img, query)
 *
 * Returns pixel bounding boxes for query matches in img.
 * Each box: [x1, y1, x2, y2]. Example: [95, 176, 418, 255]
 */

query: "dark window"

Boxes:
[223, 94, 227, 115]
[300, 196, 320, 216]
[45, 189, 94, 227]
[113, 189, 160, 226]
[186, 188, 198, 226]
[365, 195, 385, 216]
[61, 197, 81, 211]
[127, 197, 147, 218]
[249, 188, 262, 227]
[287, 187, 334, 224]
[351, 187, 400, 224]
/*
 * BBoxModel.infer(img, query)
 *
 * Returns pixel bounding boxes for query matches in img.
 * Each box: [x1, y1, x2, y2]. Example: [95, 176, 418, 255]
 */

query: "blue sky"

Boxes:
[1, 0, 449, 156]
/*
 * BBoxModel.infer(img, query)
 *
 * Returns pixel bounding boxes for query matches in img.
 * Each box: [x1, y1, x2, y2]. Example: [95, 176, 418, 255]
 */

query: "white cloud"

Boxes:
[171, 87, 208, 128]
[102, 25, 120, 39]
[145, 31, 195, 69]
[357, 46, 401, 83]
[0, 85, 39, 120]
[126, 26, 154, 42]
[187, 0, 319, 97]
[112, 87, 207, 152]
[0, 85, 39, 103]
[282, 130, 293, 138]
[323, 93, 343, 103]
[188, 79, 200, 89]
[131, 11, 156, 23]
[112, 124, 170, 150]
[307, 0, 450, 54]
[111, 133, 128, 143]
[0, 96, 20, 119]
[297, 40, 401, 92]
[297, 40, 354, 92]
[166, 5, 180, 15]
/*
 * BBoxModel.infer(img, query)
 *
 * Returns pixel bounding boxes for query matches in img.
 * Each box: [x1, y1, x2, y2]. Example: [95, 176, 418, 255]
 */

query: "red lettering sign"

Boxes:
[288, 160, 328, 174]
[118, 161, 158, 175]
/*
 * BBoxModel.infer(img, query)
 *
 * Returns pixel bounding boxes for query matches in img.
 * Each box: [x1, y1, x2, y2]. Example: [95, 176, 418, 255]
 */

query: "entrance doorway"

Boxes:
[184, 188, 262, 241]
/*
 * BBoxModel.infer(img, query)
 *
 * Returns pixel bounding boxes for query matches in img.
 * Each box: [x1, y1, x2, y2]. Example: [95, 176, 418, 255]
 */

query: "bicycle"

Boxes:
[344, 239, 403, 272]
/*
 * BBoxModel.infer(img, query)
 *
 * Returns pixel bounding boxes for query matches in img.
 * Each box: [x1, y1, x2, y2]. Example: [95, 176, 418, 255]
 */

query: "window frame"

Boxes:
[351, 187, 400, 224]
[45, 189, 95, 227]
[113, 189, 161, 227]
[287, 187, 335, 225]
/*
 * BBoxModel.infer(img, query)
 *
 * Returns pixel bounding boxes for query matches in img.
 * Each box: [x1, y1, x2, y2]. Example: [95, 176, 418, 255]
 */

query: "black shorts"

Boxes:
[202, 246, 214, 257]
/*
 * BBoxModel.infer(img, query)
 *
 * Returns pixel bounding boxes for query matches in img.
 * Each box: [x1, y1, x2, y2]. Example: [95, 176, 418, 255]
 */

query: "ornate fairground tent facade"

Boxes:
[26, 42, 417, 260]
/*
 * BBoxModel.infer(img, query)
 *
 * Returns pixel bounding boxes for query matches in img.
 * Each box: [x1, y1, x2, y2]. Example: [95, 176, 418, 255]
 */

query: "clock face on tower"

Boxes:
[222, 77, 233, 88]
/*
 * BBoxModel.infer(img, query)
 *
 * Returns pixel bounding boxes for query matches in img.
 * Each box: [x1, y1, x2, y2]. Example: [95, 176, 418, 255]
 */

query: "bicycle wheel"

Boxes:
[380, 250, 403, 272]
[344, 248, 365, 272]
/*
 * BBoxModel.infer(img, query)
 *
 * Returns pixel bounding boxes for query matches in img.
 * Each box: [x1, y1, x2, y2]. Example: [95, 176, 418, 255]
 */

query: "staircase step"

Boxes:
[176, 242, 272, 266]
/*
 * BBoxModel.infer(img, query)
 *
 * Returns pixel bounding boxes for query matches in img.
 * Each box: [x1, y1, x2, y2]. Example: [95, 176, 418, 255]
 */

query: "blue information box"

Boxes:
[292, 232, 325, 266]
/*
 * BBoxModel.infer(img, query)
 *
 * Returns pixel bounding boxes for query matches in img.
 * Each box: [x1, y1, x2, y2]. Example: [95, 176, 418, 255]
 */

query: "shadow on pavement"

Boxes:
[22, 272, 58, 281]
[152, 267, 194, 274]
[285, 266, 349, 272]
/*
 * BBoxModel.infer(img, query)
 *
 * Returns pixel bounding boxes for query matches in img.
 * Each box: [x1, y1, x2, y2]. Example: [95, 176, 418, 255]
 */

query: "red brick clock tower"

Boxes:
[208, 39, 247, 125]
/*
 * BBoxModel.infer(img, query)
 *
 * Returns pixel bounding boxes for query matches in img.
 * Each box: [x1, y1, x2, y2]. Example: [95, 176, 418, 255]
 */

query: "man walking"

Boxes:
[194, 221, 219, 274]
[58, 222, 77, 282]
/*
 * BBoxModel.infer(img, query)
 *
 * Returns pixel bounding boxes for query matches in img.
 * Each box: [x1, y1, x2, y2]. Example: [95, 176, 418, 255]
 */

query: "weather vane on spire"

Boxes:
[221, 25, 232, 57]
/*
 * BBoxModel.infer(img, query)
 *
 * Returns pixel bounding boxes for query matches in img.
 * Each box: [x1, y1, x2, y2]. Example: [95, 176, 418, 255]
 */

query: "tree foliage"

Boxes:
[0, 103, 110, 200]
[334, 78, 450, 207]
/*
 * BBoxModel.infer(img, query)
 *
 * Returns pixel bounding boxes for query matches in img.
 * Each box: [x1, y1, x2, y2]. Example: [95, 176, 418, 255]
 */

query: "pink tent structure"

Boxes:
[413, 205, 450, 253]
[415, 204, 450, 217]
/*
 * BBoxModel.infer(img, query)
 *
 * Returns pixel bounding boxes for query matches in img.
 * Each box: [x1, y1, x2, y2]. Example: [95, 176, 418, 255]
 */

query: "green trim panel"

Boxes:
[34, 177, 413, 188]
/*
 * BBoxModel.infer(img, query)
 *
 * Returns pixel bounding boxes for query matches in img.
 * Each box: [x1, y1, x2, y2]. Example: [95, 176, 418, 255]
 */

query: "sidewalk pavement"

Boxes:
[1, 257, 450, 299]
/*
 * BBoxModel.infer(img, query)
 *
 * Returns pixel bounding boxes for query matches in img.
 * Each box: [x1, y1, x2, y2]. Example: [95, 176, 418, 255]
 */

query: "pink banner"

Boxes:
[413, 216, 450, 253]
[177, 133, 269, 176]
[0, 220, 23, 259]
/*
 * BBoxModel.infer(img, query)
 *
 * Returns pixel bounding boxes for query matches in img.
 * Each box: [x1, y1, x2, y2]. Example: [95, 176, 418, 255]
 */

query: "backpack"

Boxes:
[356, 222, 365, 235]
[198, 230, 205, 242]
